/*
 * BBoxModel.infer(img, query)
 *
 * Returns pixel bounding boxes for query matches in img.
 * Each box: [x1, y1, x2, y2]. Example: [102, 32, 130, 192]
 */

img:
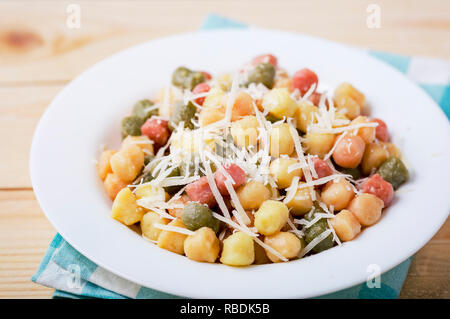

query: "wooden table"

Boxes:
[0, 0, 449, 299]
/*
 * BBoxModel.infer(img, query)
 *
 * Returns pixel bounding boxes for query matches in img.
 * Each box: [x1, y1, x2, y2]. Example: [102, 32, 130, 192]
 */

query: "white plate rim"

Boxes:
[30, 27, 450, 299]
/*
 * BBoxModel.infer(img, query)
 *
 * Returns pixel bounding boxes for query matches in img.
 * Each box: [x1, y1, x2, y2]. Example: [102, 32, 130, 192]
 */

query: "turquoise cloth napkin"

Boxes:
[32, 14, 450, 299]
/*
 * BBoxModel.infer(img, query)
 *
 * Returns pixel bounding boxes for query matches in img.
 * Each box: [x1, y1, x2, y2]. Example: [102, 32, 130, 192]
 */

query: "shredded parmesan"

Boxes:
[327, 218, 342, 246]
[224, 73, 241, 122]
[136, 203, 175, 220]
[283, 176, 300, 204]
[218, 229, 227, 241]
[324, 131, 347, 160]
[304, 213, 334, 229]
[286, 217, 304, 238]
[288, 121, 316, 201]
[297, 173, 352, 189]
[224, 180, 252, 225]
[309, 122, 378, 134]
[198, 143, 232, 220]
[142, 235, 158, 245]
[253, 236, 289, 262]
[154, 223, 195, 236]
[299, 229, 332, 258]
[212, 212, 257, 237]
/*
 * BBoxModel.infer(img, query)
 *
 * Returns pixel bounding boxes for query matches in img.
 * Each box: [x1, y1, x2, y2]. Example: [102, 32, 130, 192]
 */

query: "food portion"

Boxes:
[97, 54, 410, 266]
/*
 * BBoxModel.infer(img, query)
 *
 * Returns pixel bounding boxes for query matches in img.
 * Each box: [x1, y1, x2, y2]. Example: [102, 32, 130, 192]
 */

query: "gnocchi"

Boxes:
[264, 232, 302, 263]
[254, 200, 289, 236]
[269, 123, 295, 157]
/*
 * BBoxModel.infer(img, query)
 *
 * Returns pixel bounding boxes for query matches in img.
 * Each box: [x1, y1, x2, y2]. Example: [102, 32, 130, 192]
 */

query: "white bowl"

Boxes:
[30, 28, 450, 298]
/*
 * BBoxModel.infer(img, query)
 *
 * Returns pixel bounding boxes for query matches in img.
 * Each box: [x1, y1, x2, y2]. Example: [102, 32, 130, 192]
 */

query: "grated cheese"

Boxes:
[224, 180, 252, 225]
[286, 217, 304, 239]
[224, 73, 241, 123]
[298, 229, 332, 258]
[283, 176, 300, 204]
[141, 235, 158, 245]
[198, 139, 232, 220]
[327, 218, 342, 246]
[159, 175, 200, 187]
[212, 212, 257, 237]
[297, 173, 353, 189]
[218, 229, 227, 241]
[253, 236, 289, 262]
[154, 223, 195, 236]
[324, 131, 347, 161]
[308, 122, 378, 135]
[288, 122, 316, 200]
[306, 155, 318, 179]
[304, 213, 334, 229]
[136, 202, 176, 220]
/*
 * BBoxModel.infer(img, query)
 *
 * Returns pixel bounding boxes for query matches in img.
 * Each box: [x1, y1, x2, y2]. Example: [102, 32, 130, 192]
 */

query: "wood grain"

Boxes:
[400, 238, 450, 298]
[0, 190, 55, 298]
[0, 0, 449, 84]
[0, 85, 64, 188]
[0, 0, 449, 299]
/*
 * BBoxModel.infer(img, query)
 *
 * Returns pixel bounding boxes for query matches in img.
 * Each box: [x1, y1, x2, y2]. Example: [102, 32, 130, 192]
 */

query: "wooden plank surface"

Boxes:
[0, 85, 64, 188]
[1, 0, 449, 85]
[0, 0, 449, 299]
[0, 191, 55, 298]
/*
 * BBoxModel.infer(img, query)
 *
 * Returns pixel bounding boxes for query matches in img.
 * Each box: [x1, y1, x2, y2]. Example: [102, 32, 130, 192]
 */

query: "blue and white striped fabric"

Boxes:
[32, 14, 450, 299]
[32, 234, 177, 299]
